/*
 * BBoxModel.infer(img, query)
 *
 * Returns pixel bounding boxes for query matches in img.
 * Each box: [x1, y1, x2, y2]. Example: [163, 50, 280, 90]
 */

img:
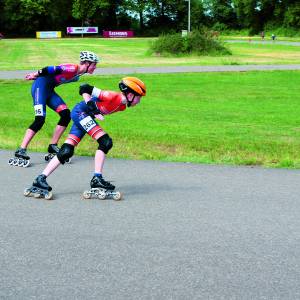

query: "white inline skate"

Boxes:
[8, 148, 30, 167]
[24, 174, 53, 200]
[82, 175, 122, 201]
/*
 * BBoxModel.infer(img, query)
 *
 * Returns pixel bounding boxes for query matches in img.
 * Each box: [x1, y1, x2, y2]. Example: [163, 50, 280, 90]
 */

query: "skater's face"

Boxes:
[86, 62, 97, 74]
[127, 93, 141, 107]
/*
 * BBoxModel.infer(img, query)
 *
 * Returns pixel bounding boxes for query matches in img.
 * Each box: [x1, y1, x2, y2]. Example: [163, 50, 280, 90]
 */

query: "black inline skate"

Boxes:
[44, 144, 71, 163]
[82, 175, 122, 200]
[44, 144, 60, 162]
[24, 174, 53, 200]
[8, 148, 30, 167]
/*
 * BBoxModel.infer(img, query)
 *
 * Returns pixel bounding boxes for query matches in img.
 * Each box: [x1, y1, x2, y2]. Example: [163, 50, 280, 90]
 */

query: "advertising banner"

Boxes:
[103, 31, 134, 38]
[36, 31, 61, 39]
[67, 27, 98, 34]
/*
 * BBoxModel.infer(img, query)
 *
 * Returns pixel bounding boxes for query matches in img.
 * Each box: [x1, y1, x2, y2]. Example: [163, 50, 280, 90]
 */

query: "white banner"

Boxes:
[67, 27, 98, 34]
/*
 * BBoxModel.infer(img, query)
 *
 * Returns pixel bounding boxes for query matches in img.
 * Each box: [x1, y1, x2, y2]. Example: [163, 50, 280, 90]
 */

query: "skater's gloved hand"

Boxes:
[79, 83, 94, 95]
[25, 72, 38, 80]
[87, 98, 101, 115]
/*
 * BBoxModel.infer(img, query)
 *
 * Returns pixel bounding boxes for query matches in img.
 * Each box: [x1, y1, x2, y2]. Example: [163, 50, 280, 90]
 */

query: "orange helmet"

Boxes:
[119, 77, 146, 96]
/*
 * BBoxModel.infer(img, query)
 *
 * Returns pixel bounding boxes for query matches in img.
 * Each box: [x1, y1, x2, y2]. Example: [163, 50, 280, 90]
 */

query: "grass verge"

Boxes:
[1, 71, 300, 168]
[1, 38, 300, 70]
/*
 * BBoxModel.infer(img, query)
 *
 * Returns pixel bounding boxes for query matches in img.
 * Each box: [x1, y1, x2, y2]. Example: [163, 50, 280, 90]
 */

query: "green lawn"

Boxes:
[1, 71, 300, 168]
[1, 37, 300, 70]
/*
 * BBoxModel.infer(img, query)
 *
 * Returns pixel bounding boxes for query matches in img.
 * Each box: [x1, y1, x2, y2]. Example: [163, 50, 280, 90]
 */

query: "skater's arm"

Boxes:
[79, 83, 101, 98]
[86, 97, 101, 113]
[82, 93, 91, 103]
[84, 96, 104, 121]
[25, 66, 63, 80]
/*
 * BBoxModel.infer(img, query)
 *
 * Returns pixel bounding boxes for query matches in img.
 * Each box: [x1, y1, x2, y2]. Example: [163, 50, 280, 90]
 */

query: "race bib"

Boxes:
[79, 116, 97, 132]
[34, 104, 43, 116]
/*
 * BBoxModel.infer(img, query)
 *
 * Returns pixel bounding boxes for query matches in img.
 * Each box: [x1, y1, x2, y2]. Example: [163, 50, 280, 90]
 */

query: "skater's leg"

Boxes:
[95, 150, 106, 174]
[20, 129, 36, 149]
[43, 141, 76, 176]
[22, 77, 49, 149]
[19, 115, 45, 149]
[50, 125, 67, 145]
[48, 94, 71, 145]
[90, 133, 114, 190]
[93, 133, 113, 175]
[42, 156, 61, 177]
[12, 79, 48, 166]
[50, 109, 71, 144]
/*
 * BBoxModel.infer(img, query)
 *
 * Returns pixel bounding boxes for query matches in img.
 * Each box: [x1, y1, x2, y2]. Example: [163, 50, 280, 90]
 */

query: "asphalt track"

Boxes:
[1, 64, 300, 80]
[1, 149, 300, 299]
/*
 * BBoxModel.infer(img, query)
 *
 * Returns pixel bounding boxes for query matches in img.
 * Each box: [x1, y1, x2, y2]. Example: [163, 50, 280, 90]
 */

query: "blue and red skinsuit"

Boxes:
[31, 64, 80, 117]
[67, 90, 126, 144]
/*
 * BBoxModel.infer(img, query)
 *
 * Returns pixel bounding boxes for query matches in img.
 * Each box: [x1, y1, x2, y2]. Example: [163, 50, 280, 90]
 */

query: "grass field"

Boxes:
[1, 38, 300, 70]
[1, 71, 300, 168]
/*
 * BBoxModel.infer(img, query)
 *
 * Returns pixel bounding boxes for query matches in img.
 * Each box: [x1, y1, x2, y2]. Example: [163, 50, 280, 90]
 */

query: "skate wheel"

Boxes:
[44, 155, 50, 162]
[34, 193, 41, 198]
[97, 190, 106, 200]
[66, 158, 72, 164]
[44, 192, 53, 200]
[13, 158, 19, 166]
[8, 158, 14, 165]
[18, 159, 24, 167]
[113, 192, 122, 201]
[23, 188, 31, 197]
[23, 160, 30, 168]
[82, 191, 91, 199]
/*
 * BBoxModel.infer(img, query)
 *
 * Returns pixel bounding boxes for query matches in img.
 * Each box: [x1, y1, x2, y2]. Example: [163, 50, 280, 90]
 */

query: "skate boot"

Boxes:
[8, 148, 30, 167]
[82, 176, 122, 201]
[44, 144, 60, 162]
[44, 144, 71, 163]
[24, 174, 53, 200]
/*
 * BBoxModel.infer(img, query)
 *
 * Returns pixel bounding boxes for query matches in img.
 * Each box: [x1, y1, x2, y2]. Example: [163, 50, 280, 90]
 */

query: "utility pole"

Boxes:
[185, 0, 191, 33]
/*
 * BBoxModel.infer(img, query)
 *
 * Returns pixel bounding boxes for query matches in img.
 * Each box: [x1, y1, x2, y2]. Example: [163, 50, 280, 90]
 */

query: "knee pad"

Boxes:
[29, 116, 45, 132]
[57, 109, 71, 127]
[57, 143, 74, 164]
[97, 134, 113, 154]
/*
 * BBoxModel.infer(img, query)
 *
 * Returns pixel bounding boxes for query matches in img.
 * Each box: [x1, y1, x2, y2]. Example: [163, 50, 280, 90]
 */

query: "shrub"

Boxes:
[150, 29, 231, 56]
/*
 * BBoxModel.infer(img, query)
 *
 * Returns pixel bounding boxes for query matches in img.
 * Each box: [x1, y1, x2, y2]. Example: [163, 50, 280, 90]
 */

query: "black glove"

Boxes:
[87, 99, 101, 115]
[79, 83, 94, 95]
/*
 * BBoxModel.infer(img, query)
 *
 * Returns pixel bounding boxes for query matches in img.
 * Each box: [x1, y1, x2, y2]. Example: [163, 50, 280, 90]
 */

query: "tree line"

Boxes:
[0, 0, 299, 37]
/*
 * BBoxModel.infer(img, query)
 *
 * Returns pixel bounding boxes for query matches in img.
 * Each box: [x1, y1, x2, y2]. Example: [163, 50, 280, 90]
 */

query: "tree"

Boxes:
[283, 2, 300, 27]
[123, 0, 149, 30]
[2, 0, 51, 34]
[72, 0, 109, 27]
[203, 0, 237, 29]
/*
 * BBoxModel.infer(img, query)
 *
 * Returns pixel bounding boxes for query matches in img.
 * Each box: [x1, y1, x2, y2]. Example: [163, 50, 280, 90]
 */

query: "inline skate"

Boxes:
[82, 175, 122, 201]
[8, 148, 30, 167]
[24, 174, 53, 200]
[44, 144, 71, 163]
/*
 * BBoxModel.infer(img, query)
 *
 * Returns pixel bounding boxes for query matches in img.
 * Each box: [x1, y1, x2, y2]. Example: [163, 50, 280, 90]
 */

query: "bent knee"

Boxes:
[57, 143, 74, 164]
[58, 109, 71, 127]
[97, 134, 113, 154]
[29, 116, 45, 132]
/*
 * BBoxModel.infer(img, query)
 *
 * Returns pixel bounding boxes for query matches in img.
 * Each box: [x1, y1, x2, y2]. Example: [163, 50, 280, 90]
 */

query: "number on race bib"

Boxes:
[34, 104, 43, 116]
[79, 116, 97, 132]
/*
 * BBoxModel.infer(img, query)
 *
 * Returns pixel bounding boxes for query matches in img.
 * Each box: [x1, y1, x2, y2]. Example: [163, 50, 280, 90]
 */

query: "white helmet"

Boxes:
[80, 51, 99, 63]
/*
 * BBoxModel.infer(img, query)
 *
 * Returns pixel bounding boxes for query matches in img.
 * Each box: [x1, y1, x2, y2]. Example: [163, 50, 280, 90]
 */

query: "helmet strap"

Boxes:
[85, 62, 92, 73]
[125, 93, 136, 107]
